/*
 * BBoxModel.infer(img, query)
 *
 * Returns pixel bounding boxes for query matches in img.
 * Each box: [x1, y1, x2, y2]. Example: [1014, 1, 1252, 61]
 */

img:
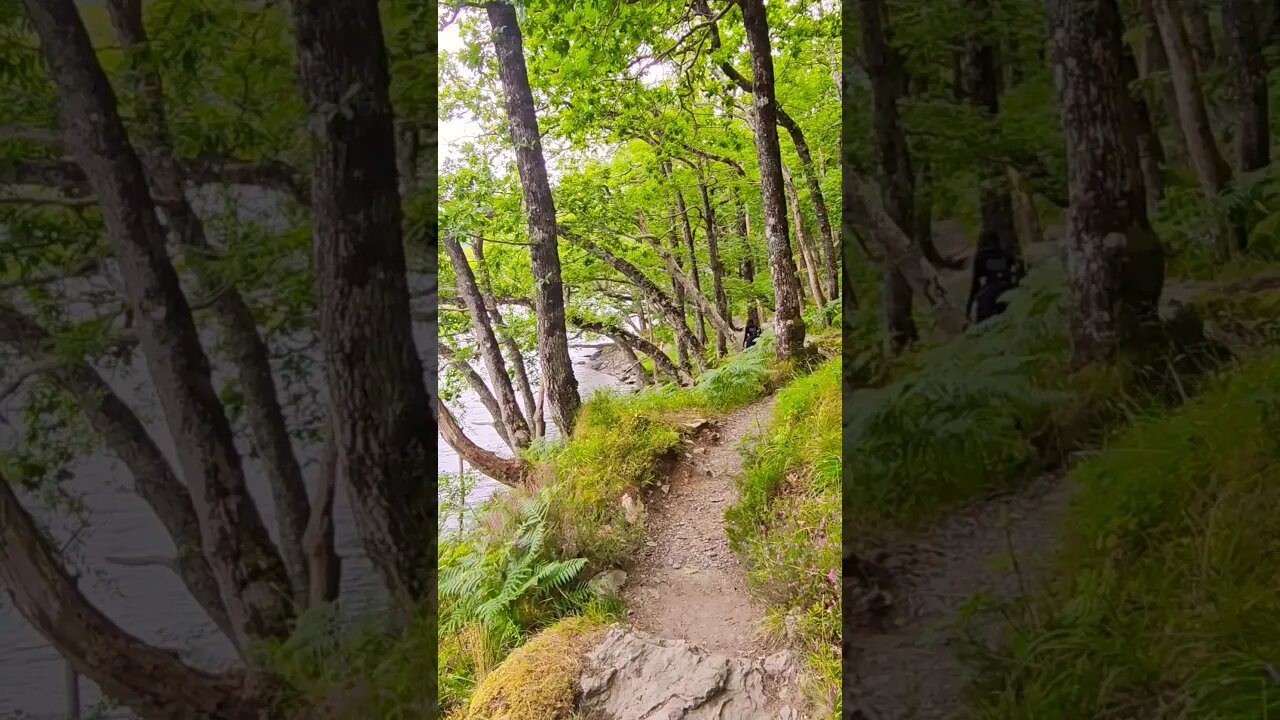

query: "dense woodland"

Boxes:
[438, 1, 840, 718]
[843, 0, 1280, 717]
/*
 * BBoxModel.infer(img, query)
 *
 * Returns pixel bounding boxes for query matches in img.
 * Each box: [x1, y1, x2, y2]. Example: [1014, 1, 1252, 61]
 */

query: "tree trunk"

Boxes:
[290, 0, 438, 619]
[843, 168, 966, 333]
[785, 166, 829, 307]
[1140, 0, 1190, 163]
[668, 170, 707, 346]
[1119, 38, 1168, 212]
[664, 198, 693, 368]
[1150, 0, 1233, 204]
[443, 234, 532, 448]
[105, 0, 315, 605]
[303, 415, 341, 607]
[637, 212, 742, 349]
[439, 341, 516, 452]
[567, 234, 707, 371]
[23, 0, 294, 647]
[740, 0, 807, 360]
[697, 178, 731, 354]
[612, 337, 651, 386]
[472, 236, 538, 428]
[965, 0, 1020, 257]
[486, 1, 581, 435]
[1008, 167, 1046, 247]
[695, 0, 837, 301]
[0, 304, 234, 646]
[1183, 0, 1216, 69]
[0, 473, 266, 720]
[1224, 0, 1270, 174]
[1051, 0, 1167, 366]
[438, 404, 528, 488]
[569, 316, 691, 385]
[735, 192, 762, 328]
[859, 0, 923, 348]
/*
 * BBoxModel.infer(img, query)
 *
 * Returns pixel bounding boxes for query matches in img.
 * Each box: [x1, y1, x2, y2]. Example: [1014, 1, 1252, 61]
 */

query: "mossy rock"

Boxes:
[463, 617, 606, 720]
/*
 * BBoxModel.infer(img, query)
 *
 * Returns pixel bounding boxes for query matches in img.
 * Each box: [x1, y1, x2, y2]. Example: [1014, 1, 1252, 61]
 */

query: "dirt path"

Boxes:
[847, 462, 1080, 719]
[620, 395, 778, 658]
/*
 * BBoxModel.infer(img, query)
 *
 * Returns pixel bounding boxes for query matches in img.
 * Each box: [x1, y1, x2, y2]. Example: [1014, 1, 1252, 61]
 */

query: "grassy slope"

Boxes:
[970, 352, 1280, 719]
[727, 356, 842, 717]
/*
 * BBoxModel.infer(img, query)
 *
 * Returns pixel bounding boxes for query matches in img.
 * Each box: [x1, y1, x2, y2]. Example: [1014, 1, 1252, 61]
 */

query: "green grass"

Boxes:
[727, 357, 842, 718]
[968, 353, 1280, 719]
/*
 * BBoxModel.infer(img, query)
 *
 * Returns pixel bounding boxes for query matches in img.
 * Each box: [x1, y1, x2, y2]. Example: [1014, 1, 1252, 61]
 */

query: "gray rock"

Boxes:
[577, 627, 783, 720]
[589, 569, 629, 597]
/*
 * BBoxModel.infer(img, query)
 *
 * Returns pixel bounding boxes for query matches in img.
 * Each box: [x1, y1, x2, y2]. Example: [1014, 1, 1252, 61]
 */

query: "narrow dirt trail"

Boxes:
[620, 394, 778, 657]
[848, 468, 1078, 719]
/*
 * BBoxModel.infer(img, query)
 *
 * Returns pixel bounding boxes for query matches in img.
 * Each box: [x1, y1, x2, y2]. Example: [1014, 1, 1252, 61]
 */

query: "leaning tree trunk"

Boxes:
[1224, 0, 1270, 175]
[0, 474, 266, 720]
[1140, 0, 1190, 163]
[291, 0, 438, 623]
[487, 1, 581, 435]
[569, 316, 692, 385]
[439, 341, 517, 452]
[1051, 0, 1166, 366]
[741, 0, 807, 360]
[438, 404, 528, 488]
[105, 0, 315, 605]
[1149, 0, 1235, 246]
[735, 192, 763, 329]
[637, 211, 741, 349]
[472, 236, 538, 427]
[1182, 0, 1216, 69]
[859, 0, 921, 350]
[22, 0, 294, 647]
[785, 166, 829, 307]
[0, 304, 234, 646]
[568, 235, 707, 371]
[698, 178, 731, 355]
[443, 234, 533, 448]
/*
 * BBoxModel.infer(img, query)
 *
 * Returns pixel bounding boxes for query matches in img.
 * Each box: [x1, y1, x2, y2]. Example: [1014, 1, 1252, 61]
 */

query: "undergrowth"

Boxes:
[727, 357, 842, 718]
[844, 259, 1123, 532]
[968, 353, 1280, 719]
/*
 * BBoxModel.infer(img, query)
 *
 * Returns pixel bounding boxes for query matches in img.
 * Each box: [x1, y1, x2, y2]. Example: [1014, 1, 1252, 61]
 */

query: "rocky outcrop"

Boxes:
[576, 627, 800, 720]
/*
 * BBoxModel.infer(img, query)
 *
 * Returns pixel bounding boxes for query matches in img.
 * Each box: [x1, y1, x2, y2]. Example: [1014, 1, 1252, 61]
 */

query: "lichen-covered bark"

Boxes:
[22, 0, 294, 646]
[1050, 0, 1166, 366]
[106, 0, 315, 605]
[290, 0, 437, 618]
[740, 0, 807, 360]
[694, 0, 837, 302]
[0, 475, 266, 719]
[443, 234, 532, 448]
[486, 1, 581, 435]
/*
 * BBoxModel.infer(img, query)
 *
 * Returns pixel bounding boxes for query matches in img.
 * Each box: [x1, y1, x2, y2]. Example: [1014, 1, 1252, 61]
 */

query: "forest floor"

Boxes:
[847, 465, 1078, 719]
[620, 394, 778, 657]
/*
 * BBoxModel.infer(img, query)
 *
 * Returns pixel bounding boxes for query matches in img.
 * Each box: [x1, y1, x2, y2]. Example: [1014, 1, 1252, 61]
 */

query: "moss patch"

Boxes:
[464, 617, 606, 720]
